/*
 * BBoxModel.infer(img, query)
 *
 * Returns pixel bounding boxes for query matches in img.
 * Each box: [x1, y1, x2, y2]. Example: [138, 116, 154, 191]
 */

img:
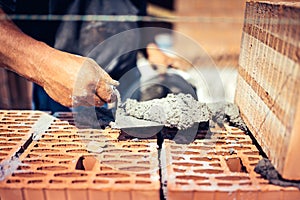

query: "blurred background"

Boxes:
[0, 0, 247, 109]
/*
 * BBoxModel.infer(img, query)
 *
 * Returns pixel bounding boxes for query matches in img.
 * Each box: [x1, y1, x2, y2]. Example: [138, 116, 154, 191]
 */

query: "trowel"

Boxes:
[111, 88, 164, 138]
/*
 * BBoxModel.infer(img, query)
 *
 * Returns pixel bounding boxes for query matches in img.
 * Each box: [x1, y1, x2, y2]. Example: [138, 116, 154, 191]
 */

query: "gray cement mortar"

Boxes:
[122, 93, 247, 130]
[255, 158, 300, 189]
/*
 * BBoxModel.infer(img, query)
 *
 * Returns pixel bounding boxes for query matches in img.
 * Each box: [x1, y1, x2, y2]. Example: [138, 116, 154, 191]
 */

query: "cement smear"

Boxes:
[255, 158, 300, 189]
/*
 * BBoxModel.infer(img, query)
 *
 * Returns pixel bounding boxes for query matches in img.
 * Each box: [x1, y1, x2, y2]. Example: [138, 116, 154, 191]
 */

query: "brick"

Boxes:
[163, 125, 300, 200]
[0, 114, 160, 200]
[236, 1, 300, 180]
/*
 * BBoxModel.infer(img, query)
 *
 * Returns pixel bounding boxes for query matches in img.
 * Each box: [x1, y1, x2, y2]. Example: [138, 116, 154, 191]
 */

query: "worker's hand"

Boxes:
[38, 50, 119, 107]
[146, 43, 192, 74]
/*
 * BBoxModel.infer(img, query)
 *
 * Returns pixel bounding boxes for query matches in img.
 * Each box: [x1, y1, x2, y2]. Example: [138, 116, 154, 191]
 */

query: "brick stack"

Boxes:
[163, 125, 300, 199]
[1, 110, 300, 199]
[235, 1, 300, 180]
[0, 111, 160, 200]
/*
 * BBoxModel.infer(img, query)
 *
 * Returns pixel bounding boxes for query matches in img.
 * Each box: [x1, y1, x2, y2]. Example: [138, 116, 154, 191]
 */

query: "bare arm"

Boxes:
[0, 8, 118, 107]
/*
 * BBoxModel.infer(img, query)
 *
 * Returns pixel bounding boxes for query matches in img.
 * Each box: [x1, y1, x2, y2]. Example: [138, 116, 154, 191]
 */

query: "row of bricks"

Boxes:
[1, 110, 300, 200]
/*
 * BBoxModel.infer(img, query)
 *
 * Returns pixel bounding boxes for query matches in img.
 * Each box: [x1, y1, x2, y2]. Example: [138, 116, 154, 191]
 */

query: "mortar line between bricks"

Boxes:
[0, 112, 54, 181]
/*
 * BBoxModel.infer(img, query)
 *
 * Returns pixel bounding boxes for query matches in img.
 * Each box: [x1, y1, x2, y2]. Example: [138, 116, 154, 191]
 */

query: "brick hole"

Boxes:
[41, 139, 69, 143]
[215, 176, 250, 181]
[27, 180, 43, 184]
[46, 154, 74, 159]
[41, 135, 55, 138]
[223, 146, 252, 151]
[122, 144, 149, 148]
[33, 143, 47, 148]
[173, 162, 203, 167]
[93, 179, 109, 184]
[237, 141, 252, 144]
[0, 147, 13, 151]
[171, 151, 198, 155]
[22, 159, 54, 164]
[52, 143, 81, 148]
[103, 149, 132, 153]
[0, 133, 24, 138]
[227, 136, 245, 140]
[15, 118, 37, 122]
[31, 148, 60, 153]
[101, 160, 131, 165]
[0, 122, 20, 125]
[119, 166, 150, 172]
[172, 156, 185, 161]
[248, 157, 260, 161]
[49, 179, 63, 184]
[217, 183, 233, 187]
[207, 151, 231, 156]
[210, 163, 221, 167]
[13, 172, 46, 177]
[121, 155, 148, 159]
[63, 126, 75, 130]
[175, 181, 189, 185]
[138, 149, 151, 153]
[100, 166, 113, 171]
[17, 129, 29, 133]
[190, 157, 220, 162]
[8, 125, 31, 129]
[243, 151, 259, 155]
[136, 174, 151, 178]
[176, 175, 208, 181]
[170, 145, 183, 150]
[204, 142, 219, 145]
[225, 157, 248, 173]
[59, 160, 71, 164]
[0, 142, 17, 146]
[76, 156, 96, 171]
[189, 146, 213, 151]
[228, 132, 244, 135]
[136, 180, 151, 184]
[0, 152, 8, 156]
[6, 179, 21, 183]
[103, 155, 115, 159]
[239, 182, 252, 186]
[72, 180, 87, 184]
[0, 129, 13, 133]
[37, 166, 69, 171]
[196, 182, 211, 186]
[58, 133, 80, 138]
[173, 168, 186, 173]
[96, 172, 130, 178]
[194, 169, 224, 174]
[67, 149, 87, 153]
[9, 138, 22, 142]
[54, 172, 87, 177]
[116, 180, 131, 184]
[137, 161, 150, 165]
[90, 135, 109, 139]
[17, 166, 31, 170]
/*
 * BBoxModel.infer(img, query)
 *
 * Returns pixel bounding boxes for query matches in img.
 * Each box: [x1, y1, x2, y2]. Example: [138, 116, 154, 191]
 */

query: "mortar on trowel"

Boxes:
[111, 88, 246, 143]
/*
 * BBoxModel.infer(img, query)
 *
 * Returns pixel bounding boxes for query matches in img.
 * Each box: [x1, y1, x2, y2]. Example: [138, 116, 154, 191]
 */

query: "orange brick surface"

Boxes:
[0, 111, 160, 200]
[163, 125, 300, 200]
[1, 110, 300, 200]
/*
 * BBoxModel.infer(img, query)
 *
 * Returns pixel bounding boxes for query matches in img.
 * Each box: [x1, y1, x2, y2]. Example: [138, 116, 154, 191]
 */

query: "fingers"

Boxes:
[95, 80, 115, 103]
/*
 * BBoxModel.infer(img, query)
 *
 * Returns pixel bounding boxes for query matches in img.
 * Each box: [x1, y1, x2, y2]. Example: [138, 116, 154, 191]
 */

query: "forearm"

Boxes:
[0, 8, 54, 86]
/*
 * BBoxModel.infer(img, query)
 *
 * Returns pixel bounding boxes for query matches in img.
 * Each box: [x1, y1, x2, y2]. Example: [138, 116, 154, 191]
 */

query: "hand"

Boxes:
[39, 50, 119, 107]
[146, 43, 192, 74]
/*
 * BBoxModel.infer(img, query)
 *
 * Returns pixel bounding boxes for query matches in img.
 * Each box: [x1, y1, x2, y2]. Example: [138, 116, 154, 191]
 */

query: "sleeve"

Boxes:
[0, 0, 16, 13]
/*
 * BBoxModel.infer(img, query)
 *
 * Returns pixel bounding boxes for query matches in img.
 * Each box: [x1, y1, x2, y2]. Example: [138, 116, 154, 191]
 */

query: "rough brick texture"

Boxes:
[0, 111, 160, 200]
[163, 125, 300, 200]
[235, 1, 300, 180]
